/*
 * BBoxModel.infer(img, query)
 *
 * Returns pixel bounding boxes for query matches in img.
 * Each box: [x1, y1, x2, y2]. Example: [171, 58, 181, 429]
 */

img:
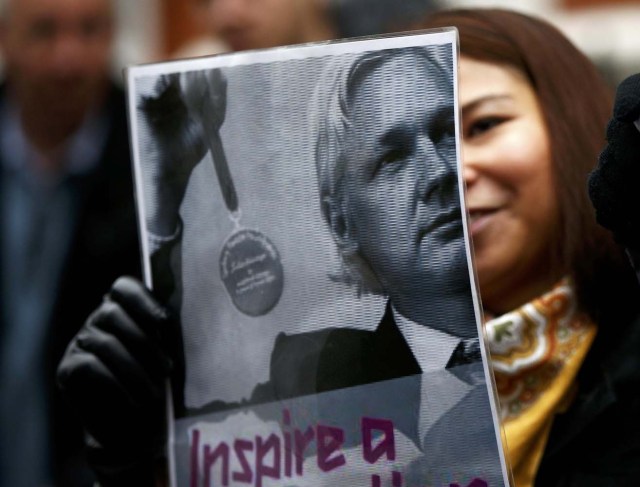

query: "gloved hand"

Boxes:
[57, 277, 184, 486]
[589, 73, 640, 249]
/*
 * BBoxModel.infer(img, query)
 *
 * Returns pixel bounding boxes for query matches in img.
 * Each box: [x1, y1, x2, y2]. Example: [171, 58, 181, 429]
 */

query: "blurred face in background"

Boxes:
[0, 0, 113, 130]
[459, 56, 558, 315]
[201, 0, 326, 51]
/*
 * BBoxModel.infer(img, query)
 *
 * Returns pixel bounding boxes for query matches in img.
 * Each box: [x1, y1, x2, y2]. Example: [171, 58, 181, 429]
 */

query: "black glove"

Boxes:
[57, 277, 184, 486]
[589, 73, 640, 249]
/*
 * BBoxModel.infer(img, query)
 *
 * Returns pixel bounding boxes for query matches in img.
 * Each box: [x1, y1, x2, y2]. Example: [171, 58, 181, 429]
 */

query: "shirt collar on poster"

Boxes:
[391, 305, 461, 373]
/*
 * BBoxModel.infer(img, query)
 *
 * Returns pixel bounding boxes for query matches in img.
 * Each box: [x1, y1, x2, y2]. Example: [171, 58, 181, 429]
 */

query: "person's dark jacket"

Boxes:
[541, 72, 640, 486]
[537, 307, 640, 486]
[0, 83, 140, 486]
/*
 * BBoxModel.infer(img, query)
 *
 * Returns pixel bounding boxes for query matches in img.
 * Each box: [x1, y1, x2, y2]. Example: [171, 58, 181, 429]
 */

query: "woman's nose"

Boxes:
[461, 144, 481, 186]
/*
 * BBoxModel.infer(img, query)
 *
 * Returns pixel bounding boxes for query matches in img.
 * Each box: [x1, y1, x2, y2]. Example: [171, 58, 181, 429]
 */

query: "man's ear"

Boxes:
[323, 198, 356, 255]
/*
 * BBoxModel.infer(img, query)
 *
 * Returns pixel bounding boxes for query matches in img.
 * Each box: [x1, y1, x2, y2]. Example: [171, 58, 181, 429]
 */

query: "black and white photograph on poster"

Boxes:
[127, 30, 511, 487]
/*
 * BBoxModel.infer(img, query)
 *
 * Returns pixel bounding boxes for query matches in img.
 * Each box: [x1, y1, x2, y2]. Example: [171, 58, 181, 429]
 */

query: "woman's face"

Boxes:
[459, 56, 559, 315]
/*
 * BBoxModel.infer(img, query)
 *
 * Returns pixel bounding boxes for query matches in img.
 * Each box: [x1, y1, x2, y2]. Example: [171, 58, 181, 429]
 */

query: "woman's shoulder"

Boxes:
[538, 308, 640, 485]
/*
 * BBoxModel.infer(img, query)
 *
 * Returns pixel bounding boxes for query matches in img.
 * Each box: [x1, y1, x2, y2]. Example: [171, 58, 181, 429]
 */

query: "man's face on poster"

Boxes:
[341, 53, 466, 307]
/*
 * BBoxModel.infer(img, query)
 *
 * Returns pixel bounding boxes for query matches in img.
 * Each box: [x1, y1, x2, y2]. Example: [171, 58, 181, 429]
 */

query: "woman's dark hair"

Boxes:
[417, 9, 638, 323]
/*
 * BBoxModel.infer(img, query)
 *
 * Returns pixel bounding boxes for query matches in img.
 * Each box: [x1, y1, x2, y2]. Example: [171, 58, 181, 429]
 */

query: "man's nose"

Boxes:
[416, 136, 457, 202]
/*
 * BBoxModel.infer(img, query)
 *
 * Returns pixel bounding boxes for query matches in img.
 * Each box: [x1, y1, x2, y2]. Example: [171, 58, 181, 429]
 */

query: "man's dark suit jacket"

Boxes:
[0, 83, 141, 486]
[188, 303, 423, 417]
[251, 303, 421, 402]
[185, 303, 425, 450]
[536, 306, 640, 486]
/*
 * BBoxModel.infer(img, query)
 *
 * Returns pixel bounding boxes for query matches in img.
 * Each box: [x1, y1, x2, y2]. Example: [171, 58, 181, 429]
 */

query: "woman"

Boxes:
[418, 9, 640, 487]
[58, 8, 640, 487]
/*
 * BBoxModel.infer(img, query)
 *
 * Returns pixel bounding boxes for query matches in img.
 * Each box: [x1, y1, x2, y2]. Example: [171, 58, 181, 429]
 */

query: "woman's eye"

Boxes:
[467, 116, 505, 138]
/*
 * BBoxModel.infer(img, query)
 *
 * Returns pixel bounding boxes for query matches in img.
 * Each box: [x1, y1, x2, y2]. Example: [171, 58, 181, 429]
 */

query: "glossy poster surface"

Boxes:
[127, 30, 510, 487]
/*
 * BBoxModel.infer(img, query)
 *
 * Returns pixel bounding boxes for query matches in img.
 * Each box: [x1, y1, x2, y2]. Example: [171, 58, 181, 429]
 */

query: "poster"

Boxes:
[127, 29, 511, 487]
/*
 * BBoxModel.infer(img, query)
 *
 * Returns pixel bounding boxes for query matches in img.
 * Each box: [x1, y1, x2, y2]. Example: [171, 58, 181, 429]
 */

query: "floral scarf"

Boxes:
[484, 279, 596, 487]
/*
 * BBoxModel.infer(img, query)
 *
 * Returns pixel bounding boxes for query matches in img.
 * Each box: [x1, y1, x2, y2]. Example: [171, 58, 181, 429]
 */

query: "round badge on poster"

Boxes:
[203, 75, 284, 317]
[220, 227, 284, 316]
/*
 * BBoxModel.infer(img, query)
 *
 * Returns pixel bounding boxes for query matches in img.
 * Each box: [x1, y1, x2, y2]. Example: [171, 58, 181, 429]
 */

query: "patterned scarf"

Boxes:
[484, 279, 597, 487]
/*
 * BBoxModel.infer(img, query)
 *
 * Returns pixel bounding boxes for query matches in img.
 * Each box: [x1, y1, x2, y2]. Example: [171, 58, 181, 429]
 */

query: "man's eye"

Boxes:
[371, 147, 408, 177]
[467, 116, 506, 138]
[431, 118, 455, 146]
[382, 149, 403, 164]
[378, 148, 408, 170]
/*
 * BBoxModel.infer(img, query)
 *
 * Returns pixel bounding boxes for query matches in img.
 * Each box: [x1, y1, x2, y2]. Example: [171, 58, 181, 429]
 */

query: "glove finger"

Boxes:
[57, 345, 165, 450]
[74, 325, 166, 409]
[106, 277, 187, 416]
[107, 276, 171, 343]
[591, 119, 640, 247]
[592, 131, 639, 209]
[609, 120, 640, 174]
[88, 299, 173, 380]
[606, 117, 623, 141]
[614, 73, 640, 122]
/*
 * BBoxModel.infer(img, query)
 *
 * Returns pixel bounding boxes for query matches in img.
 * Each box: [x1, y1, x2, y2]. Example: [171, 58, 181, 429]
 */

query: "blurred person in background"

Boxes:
[178, 0, 337, 56]
[327, 0, 438, 39]
[0, 0, 140, 485]
[177, 0, 439, 58]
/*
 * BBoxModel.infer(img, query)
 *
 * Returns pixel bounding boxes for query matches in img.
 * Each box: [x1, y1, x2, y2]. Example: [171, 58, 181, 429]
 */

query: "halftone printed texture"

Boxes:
[127, 31, 509, 487]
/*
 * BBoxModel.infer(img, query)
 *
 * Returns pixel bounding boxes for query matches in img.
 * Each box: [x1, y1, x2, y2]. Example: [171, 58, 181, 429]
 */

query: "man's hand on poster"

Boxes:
[180, 68, 228, 140]
[589, 73, 640, 249]
[180, 68, 238, 213]
[140, 69, 229, 235]
[57, 277, 176, 486]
